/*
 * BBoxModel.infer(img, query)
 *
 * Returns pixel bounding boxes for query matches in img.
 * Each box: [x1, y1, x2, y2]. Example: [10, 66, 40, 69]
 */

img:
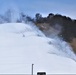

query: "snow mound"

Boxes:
[0, 23, 45, 37]
[0, 23, 35, 33]
[0, 23, 76, 74]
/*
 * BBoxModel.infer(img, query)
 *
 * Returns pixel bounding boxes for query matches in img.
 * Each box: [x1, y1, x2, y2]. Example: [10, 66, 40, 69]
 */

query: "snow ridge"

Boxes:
[0, 23, 76, 60]
[0, 23, 76, 74]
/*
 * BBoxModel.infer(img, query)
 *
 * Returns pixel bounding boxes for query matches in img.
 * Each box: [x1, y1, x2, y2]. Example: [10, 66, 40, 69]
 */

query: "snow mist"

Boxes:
[21, 22, 76, 61]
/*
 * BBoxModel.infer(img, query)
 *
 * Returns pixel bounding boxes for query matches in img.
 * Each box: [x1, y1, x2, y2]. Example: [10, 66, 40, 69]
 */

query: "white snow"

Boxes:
[0, 23, 76, 74]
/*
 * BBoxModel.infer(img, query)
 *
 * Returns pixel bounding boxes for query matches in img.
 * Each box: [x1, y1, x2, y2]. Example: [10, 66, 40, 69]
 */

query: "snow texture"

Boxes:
[0, 23, 76, 74]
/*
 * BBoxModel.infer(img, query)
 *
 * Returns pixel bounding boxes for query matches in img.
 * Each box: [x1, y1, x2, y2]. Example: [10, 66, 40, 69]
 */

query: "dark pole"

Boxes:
[32, 64, 34, 75]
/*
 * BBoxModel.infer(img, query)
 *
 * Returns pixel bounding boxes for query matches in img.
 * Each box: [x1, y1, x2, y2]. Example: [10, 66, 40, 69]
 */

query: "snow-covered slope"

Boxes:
[0, 23, 76, 74]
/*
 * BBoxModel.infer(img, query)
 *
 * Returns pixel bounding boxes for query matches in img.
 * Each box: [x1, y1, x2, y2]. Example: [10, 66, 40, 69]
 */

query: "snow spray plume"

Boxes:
[0, 0, 20, 22]
[48, 36, 76, 61]
[26, 22, 76, 61]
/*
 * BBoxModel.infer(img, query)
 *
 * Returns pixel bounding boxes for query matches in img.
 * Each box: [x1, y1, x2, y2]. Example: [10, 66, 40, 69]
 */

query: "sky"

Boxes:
[0, 0, 76, 19]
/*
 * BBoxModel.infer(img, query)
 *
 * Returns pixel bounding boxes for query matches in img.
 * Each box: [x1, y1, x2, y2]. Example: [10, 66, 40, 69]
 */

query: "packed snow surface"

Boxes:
[0, 23, 76, 74]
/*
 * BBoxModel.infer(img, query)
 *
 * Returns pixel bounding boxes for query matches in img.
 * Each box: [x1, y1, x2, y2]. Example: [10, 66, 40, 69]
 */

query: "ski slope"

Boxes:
[0, 23, 76, 74]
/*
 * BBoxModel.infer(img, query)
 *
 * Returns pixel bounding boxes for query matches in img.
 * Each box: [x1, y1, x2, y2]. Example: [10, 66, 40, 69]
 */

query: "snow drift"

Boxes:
[0, 23, 76, 74]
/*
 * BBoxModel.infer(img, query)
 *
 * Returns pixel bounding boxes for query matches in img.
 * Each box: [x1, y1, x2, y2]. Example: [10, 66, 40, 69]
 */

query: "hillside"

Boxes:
[0, 23, 76, 74]
[33, 13, 76, 54]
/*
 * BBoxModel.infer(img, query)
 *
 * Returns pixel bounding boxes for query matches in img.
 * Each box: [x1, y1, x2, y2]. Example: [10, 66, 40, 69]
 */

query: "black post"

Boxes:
[32, 64, 34, 75]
